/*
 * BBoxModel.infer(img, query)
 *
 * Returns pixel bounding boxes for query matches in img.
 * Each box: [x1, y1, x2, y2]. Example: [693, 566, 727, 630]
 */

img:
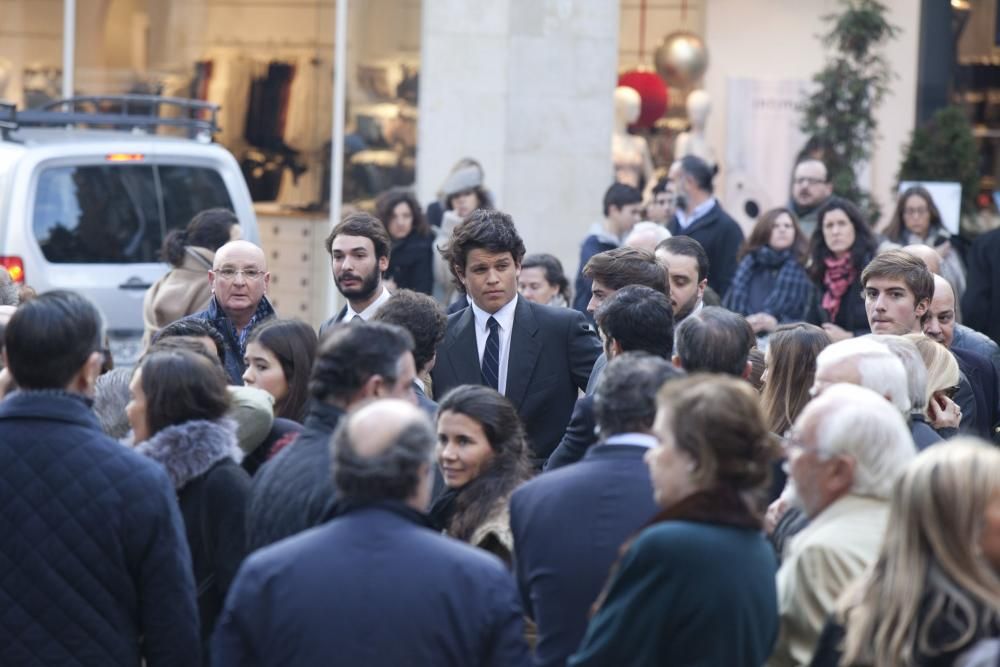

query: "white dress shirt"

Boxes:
[604, 433, 659, 449]
[675, 196, 717, 230]
[470, 294, 518, 396]
[345, 285, 392, 321]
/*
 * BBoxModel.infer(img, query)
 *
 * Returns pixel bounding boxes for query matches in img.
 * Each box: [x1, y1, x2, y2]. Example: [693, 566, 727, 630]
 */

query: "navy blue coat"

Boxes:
[0, 391, 200, 666]
[544, 395, 597, 471]
[245, 401, 345, 551]
[213, 503, 530, 666]
[431, 297, 601, 463]
[511, 444, 659, 667]
[668, 201, 745, 296]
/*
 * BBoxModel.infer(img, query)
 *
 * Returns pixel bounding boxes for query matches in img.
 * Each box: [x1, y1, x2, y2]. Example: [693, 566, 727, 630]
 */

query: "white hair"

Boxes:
[804, 383, 917, 499]
[815, 337, 910, 414]
[869, 335, 927, 415]
[624, 221, 672, 250]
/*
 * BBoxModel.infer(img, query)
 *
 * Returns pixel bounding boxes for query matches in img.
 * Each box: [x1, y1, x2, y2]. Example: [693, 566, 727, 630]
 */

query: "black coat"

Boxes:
[0, 391, 200, 666]
[668, 201, 745, 296]
[387, 231, 434, 294]
[544, 395, 597, 471]
[431, 297, 601, 463]
[245, 401, 345, 551]
[510, 444, 659, 667]
[953, 346, 998, 439]
[135, 418, 250, 654]
[808, 269, 871, 337]
[213, 502, 530, 666]
[962, 227, 1000, 346]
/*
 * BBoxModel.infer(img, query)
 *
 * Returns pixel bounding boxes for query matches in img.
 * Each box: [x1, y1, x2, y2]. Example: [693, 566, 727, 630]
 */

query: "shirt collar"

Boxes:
[676, 196, 717, 229]
[346, 285, 392, 321]
[470, 293, 518, 333]
[604, 433, 659, 449]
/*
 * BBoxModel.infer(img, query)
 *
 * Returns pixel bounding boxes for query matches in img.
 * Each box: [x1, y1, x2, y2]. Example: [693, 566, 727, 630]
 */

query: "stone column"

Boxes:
[417, 0, 619, 276]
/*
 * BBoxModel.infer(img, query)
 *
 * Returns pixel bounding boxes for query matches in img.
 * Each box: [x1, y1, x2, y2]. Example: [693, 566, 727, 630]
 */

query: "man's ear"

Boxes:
[915, 297, 929, 318]
[609, 338, 624, 359]
[362, 373, 385, 399]
[68, 350, 104, 395]
[827, 455, 856, 499]
[378, 255, 390, 273]
[671, 354, 684, 369]
[741, 360, 753, 380]
[455, 265, 468, 288]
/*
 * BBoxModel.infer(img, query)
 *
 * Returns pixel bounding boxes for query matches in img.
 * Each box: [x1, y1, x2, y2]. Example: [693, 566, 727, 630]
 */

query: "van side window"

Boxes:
[33, 165, 233, 264]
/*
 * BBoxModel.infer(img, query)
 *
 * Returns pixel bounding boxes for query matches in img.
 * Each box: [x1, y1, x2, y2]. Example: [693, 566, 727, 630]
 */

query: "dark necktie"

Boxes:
[481, 316, 500, 390]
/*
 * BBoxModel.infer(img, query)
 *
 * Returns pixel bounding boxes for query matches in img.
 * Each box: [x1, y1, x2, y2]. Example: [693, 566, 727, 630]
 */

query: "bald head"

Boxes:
[902, 244, 941, 276]
[209, 240, 270, 325]
[332, 399, 436, 509]
[347, 399, 426, 458]
[923, 273, 956, 348]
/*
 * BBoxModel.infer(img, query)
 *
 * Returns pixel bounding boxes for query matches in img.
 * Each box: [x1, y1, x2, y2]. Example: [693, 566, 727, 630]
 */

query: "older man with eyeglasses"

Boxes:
[788, 158, 833, 237]
[183, 240, 277, 384]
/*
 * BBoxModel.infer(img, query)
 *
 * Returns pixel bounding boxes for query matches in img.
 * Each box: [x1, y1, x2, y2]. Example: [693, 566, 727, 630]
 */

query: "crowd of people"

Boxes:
[1, 150, 999, 667]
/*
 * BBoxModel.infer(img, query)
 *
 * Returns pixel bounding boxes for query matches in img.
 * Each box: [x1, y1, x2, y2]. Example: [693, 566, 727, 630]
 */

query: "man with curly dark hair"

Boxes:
[432, 209, 601, 466]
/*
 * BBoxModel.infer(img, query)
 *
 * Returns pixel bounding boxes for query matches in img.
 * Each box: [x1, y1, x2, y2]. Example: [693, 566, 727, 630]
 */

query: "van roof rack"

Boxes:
[0, 95, 220, 141]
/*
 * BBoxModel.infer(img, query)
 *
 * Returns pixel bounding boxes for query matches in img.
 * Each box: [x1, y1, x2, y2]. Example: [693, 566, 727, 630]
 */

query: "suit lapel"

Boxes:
[505, 298, 541, 410]
[446, 307, 482, 386]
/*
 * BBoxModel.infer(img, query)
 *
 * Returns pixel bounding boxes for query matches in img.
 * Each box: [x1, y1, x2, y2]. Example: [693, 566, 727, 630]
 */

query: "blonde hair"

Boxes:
[903, 334, 960, 414]
[838, 439, 1000, 665]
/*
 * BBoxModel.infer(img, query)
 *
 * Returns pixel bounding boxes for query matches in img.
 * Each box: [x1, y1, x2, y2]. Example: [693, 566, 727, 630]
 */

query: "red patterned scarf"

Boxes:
[821, 254, 856, 322]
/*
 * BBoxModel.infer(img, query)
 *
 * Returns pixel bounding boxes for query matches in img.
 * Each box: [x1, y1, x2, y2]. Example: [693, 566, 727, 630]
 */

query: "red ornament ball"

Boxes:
[617, 70, 668, 130]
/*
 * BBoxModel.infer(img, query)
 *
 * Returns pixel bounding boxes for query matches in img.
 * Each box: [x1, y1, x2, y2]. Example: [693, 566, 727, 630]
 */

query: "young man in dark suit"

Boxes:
[511, 353, 682, 667]
[431, 209, 601, 465]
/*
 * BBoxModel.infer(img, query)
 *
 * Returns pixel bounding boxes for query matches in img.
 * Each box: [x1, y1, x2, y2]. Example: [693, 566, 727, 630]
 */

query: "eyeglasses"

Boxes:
[213, 268, 265, 281]
[903, 206, 929, 216]
[794, 176, 826, 187]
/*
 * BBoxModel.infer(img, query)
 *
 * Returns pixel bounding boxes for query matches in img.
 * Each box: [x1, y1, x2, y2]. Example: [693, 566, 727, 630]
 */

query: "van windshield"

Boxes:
[33, 164, 233, 263]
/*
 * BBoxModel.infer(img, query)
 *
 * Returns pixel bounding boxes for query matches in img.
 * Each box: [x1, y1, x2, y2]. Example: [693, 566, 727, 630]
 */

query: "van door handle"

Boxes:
[119, 276, 152, 290]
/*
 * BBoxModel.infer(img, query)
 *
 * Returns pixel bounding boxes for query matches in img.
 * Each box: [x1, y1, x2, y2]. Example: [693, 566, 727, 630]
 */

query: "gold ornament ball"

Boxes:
[654, 32, 709, 88]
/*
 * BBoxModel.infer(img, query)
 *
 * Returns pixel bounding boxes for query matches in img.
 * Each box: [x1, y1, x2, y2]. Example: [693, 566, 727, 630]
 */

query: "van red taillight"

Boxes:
[0, 257, 25, 283]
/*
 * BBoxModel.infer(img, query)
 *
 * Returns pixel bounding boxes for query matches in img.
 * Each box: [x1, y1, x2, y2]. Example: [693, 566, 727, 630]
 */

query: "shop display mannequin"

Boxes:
[611, 86, 654, 190]
[673, 89, 717, 168]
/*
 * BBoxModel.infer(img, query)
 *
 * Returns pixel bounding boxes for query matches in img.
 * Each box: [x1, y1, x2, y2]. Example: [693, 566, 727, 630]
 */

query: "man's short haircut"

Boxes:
[333, 409, 436, 503]
[5, 290, 103, 389]
[679, 155, 715, 194]
[815, 337, 910, 414]
[602, 182, 642, 216]
[869, 335, 927, 415]
[324, 211, 392, 261]
[651, 176, 670, 195]
[656, 235, 710, 283]
[310, 321, 414, 403]
[439, 209, 526, 289]
[674, 306, 754, 376]
[803, 383, 916, 499]
[374, 289, 447, 373]
[583, 247, 668, 295]
[860, 249, 935, 306]
[0, 270, 19, 306]
[595, 352, 683, 436]
[595, 285, 675, 359]
[152, 318, 226, 367]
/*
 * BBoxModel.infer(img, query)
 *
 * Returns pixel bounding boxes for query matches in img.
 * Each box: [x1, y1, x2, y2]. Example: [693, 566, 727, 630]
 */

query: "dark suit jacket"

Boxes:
[431, 298, 601, 462]
[510, 444, 659, 667]
[544, 395, 597, 471]
[668, 201, 745, 296]
[962, 227, 1000, 346]
[213, 503, 529, 666]
[953, 346, 998, 440]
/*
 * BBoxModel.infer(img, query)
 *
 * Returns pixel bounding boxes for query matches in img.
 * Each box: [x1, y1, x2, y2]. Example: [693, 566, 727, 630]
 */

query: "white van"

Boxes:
[0, 96, 257, 363]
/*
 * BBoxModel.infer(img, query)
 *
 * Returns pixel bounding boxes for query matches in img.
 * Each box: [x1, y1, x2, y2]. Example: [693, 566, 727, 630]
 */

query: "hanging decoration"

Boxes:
[617, 0, 668, 130]
[654, 31, 709, 88]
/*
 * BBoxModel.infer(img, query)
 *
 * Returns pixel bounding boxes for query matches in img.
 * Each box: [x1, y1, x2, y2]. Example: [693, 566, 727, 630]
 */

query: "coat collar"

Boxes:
[134, 418, 241, 490]
[303, 400, 346, 432]
[584, 443, 654, 462]
[206, 293, 276, 324]
[646, 485, 763, 531]
[0, 389, 99, 429]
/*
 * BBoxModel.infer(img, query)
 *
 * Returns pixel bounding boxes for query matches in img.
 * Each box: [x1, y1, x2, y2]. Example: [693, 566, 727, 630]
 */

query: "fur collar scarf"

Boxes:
[135, 418, 242, 490]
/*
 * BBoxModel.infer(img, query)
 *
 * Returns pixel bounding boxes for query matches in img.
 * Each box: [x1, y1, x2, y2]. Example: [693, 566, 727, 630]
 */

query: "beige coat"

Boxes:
[142, 246, 215, 344]
[769, 494, 889, 667]
[469, 499, 515, 567]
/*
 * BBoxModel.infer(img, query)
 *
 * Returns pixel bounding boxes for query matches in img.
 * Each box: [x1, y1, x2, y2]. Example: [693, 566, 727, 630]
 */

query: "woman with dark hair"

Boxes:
[885, 185, 966, 299]
[570, 375, 780, 666]
[430, 385, 533, 566]
[807, 197, 878, 341]
[142, 207, 241, 344]
[242, 319, 318, 424]
[376, 188, 434, 294]
[518, 253, 572, 308]
[126, 347, 250, 657]
[811, 439, 1000, 666]
[722, 207, 813, 334]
